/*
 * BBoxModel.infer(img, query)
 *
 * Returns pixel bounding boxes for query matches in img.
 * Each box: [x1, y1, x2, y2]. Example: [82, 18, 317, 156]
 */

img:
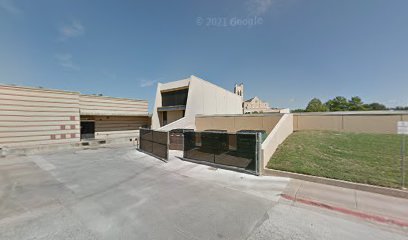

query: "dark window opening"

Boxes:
[163, 111, 168, 126]
[161, 88, 188, 107]
[80, 121, 95, 140]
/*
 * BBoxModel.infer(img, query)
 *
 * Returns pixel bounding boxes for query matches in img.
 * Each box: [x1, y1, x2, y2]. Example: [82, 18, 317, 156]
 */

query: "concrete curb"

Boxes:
[263, 168, 408, 199]
[280, 194, 408, 228]
[178, 157, 259, 176]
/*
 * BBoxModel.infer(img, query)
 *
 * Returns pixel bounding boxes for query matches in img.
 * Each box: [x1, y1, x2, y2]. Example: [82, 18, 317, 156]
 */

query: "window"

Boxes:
[162, 111, 168, 126]
[162, 89, 188, 107]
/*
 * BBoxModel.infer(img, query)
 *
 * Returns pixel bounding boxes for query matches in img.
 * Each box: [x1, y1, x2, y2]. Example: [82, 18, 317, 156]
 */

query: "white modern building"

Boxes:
[151, 75, 243, 130]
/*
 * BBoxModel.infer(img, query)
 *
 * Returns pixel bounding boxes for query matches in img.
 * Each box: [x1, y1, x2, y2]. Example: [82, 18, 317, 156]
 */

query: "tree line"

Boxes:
[292, 96, 408, 112]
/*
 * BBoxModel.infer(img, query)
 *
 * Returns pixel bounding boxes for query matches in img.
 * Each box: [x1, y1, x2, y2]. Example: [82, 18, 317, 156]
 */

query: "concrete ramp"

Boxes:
[158, 116, 196, 132]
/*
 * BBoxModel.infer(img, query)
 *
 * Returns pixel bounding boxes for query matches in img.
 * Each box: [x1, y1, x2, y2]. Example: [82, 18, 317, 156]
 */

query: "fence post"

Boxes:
[402, 134, 406, 189]
[167, 130, 170, 160]
[256, 132, 262, 176]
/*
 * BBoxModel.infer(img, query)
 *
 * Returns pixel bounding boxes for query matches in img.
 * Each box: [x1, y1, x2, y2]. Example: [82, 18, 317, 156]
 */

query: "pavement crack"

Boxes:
[292, 182, 303, 206]
[73, 164, 160, 203]
[173, 223, 200, 240]
[245, 203, 275, 240]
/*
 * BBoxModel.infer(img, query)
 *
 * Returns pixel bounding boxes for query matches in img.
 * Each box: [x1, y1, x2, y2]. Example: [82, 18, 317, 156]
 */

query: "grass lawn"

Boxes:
[267, 130, 408, 189]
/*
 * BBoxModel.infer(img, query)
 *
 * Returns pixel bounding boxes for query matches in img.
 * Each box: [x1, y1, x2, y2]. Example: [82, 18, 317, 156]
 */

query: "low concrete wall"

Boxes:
[294, 112, 408, 134]
[195, 114, 283, 133]
[261, 114, 294, 169]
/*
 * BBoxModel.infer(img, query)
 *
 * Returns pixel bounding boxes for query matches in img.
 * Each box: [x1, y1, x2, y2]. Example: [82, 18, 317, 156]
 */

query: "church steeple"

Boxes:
[234, 83, 244, 101]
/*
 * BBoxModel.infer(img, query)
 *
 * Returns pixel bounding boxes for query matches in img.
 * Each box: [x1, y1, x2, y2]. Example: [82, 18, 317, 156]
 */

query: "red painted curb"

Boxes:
[280, 194, 408, 228]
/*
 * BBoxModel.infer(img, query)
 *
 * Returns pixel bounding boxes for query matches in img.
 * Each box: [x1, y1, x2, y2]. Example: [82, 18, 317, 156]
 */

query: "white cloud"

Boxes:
[246, 0, 280, 15]
[0, 0, 22, 15]
[55, 54, 80, 71]
[140, 79, 157, 88]
[59, 20, 85, 40]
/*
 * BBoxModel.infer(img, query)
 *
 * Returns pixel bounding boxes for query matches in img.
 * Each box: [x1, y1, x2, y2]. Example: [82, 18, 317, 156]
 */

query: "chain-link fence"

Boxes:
[183, 131, 262, 175]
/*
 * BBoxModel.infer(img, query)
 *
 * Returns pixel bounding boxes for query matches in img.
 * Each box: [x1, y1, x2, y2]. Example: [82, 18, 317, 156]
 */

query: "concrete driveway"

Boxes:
[0, 145, 407, 240]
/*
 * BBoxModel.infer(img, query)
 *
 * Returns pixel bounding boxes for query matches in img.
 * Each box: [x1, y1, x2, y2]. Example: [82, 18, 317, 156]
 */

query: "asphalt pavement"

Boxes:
[0, 145, 406, 239]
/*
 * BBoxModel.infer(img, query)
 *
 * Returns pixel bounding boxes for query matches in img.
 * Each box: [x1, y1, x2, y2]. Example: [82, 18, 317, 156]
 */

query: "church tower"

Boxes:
[234, 83, 244, 101]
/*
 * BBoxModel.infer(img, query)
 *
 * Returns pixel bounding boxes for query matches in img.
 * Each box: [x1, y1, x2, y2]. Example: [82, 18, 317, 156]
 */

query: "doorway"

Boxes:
[80, 121, 95, 139]
[162, 111, 168, 126]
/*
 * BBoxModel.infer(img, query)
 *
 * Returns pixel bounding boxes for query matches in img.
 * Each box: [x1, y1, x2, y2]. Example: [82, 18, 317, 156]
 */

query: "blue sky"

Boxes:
[1, 0, 407, 111]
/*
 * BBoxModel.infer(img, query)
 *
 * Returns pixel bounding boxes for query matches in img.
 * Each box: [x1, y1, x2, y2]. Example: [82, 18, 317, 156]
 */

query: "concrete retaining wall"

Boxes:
[294, 112, 408, 134]
[195, 114, 283, 133]
[261, 114, 294, 168]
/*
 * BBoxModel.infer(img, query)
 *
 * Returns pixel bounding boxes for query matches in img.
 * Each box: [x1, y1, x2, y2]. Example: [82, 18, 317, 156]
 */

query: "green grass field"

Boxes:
[267, 130, 408, 189]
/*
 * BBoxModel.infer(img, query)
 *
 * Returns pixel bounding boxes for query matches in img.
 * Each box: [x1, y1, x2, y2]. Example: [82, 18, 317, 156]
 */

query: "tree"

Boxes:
[348, 96, 365, 111]
[364, 103, 387, 110]
[325, 96, 349, 111]
[301, 96, 389, 112]
[291, 109, 305, 113]
[305, 98, 328, 112]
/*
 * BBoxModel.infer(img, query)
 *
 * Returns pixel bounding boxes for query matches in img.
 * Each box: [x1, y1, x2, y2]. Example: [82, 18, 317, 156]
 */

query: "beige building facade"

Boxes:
[0, 84, 149, 151]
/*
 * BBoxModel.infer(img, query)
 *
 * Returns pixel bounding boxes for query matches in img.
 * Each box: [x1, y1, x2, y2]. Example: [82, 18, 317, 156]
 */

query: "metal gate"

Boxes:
[169, 129, 193, 150]
[139, 128, 169, 161]
[183, 131, 262, 175]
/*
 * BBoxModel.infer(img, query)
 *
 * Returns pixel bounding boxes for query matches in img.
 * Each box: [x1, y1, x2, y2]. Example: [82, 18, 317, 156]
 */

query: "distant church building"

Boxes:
[234, 83, 289, 114]
[243, 96, 279, 113]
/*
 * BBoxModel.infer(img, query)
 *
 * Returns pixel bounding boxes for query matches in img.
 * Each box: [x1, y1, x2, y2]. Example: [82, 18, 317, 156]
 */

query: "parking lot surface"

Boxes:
[0, 146, 406, 239]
